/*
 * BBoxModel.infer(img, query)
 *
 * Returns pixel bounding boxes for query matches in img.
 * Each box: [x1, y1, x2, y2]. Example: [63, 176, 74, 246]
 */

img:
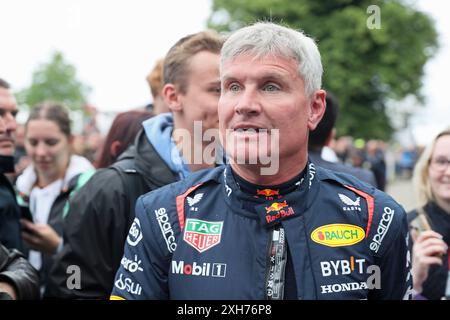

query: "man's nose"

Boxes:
[5, 112, 17, 132]
[235, 88, 261, 116]
[0, 118, 6, 135]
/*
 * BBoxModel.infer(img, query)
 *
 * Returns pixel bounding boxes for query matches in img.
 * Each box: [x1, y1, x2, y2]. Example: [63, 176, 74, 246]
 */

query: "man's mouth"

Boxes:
[234, 128, 267, 133]
[0, 139, 14, 146]
[232, 123, 269, 134]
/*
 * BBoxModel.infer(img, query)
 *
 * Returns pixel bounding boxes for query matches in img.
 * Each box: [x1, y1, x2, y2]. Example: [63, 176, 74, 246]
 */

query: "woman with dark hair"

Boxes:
[95, 110, 153, 168]
[16, 102, 94, 290]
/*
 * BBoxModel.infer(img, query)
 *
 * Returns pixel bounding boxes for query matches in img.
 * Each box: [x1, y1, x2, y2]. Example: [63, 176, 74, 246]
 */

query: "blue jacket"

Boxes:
[111, 162, 412, 300]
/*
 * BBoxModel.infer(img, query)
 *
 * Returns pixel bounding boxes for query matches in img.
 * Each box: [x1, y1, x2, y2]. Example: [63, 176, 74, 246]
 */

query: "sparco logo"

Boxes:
[308, 163, 316, 188]
[155, 207, 177, 253]
[370, 207, 394, 253]
[171, 261, 226, 278]
[127, 218, 143, 246]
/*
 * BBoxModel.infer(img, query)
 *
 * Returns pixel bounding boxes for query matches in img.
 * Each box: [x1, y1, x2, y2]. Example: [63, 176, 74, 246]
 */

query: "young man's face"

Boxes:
[178, 51, 221, 133]
[0, 87, 18, 156]
[219, 53, 325, 173]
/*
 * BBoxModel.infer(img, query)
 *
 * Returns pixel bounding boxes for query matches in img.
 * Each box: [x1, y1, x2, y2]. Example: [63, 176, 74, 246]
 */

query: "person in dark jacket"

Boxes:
[111, 22, 412, 300]
[45, 30, 225, 299]
[0, 78, 22, 251]
[0, 95, 39, 300]
[408, 128, 450, 300]
[365, 140, 387, 191]
[0, 244, 40, 300]
[308, 93, 377, 187]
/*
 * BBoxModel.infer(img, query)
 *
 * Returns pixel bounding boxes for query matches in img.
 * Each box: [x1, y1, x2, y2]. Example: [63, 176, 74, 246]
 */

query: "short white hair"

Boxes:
[220, 22, 323, 97]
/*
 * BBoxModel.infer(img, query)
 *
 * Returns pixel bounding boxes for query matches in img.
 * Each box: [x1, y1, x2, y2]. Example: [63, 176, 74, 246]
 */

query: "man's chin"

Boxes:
[228, 148, 270, 165]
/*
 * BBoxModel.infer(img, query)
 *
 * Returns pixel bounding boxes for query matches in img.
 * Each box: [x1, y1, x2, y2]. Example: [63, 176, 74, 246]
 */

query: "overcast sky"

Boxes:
[1, 0, 211, 111]
[1, 0, 448, 144]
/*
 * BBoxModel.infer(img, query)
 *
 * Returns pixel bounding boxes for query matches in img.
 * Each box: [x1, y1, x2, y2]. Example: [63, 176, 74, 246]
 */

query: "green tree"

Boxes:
[208, 0, 438, 140]
[18, 51, 91, 111]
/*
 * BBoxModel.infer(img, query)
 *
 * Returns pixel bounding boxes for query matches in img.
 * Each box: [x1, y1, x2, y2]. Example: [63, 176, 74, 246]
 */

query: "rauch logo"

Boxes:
[311, 224, 365, 247]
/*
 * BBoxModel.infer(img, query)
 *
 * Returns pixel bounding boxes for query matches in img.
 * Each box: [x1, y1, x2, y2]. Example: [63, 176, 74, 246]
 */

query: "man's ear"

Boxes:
[307, 90, 326, 131]
[162, 83, 182, 112]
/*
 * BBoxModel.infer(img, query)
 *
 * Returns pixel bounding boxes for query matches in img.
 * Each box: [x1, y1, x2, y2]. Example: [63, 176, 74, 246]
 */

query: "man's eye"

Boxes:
[211, 87, 221, 94]
[263, 84, 279, 92]
[0, 109, 18, 118]
[229, 84, 240, 92]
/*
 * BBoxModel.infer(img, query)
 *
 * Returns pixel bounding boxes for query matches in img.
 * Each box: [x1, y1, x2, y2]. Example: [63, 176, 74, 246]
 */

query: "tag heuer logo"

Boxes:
[183, 219, 223, 253]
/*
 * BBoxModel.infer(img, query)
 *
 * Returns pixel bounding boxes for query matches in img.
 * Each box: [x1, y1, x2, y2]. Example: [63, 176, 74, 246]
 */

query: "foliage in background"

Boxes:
[17, 51, 91, 111]
[208, 0, 438, 140]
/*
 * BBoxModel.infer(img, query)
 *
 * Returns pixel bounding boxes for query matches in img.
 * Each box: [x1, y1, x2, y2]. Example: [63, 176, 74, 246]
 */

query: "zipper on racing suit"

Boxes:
[265, 226, 287, 300]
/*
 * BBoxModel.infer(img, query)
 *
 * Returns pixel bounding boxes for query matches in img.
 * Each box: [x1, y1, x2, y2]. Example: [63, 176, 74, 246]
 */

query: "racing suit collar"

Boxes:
[232, 168, 304, 198]
[221, 161, 319, 227]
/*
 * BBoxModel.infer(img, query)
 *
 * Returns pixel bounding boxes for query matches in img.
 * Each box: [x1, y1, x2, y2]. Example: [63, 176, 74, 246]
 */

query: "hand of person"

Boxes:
[20, 219, 61, 254]
[0, 282, 17, 300]
[15, 156, 31, 176]
[411, 230, 448, 293]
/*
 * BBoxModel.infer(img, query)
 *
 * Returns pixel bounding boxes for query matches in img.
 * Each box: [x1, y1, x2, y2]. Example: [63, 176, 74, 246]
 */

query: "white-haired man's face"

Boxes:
[218, 53, 325, 179]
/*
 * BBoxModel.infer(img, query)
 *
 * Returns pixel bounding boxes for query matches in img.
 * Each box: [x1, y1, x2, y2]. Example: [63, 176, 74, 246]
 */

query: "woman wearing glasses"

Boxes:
[409, 128, 450, 299]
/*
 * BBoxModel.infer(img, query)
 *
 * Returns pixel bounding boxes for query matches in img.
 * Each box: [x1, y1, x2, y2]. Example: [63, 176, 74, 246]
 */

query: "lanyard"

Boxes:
[265, 226, 287, 300]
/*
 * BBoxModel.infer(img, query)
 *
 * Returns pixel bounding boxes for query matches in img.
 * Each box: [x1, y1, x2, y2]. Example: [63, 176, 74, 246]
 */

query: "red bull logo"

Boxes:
[257, 189, 280, 197]
[264, 201, 295, 224]
[265, 201, 288, 213]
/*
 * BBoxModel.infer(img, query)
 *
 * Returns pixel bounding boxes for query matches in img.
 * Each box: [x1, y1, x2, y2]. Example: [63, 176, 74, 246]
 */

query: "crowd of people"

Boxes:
[0, 22, 449, 300]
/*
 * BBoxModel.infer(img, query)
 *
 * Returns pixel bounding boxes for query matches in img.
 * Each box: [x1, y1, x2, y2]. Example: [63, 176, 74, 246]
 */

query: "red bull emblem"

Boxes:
[265, 201, 288, 213]
[264, 201, 295, 224]
[257, 189, 280, 197]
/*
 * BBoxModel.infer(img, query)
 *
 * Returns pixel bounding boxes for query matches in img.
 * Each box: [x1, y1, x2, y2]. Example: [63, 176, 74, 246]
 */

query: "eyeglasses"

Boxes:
[430, 157, 450, 172]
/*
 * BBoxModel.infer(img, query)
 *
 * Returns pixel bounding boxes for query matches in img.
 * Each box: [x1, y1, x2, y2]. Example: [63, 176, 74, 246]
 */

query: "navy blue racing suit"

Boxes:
[111, 162, 412, 300]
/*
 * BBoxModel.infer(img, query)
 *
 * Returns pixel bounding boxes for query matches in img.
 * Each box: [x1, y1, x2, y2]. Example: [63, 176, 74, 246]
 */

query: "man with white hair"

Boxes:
[111, 22, 412, 300]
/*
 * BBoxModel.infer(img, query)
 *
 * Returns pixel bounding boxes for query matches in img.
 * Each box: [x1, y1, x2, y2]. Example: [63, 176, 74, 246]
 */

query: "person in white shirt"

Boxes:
[16, 102, 94, 289]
